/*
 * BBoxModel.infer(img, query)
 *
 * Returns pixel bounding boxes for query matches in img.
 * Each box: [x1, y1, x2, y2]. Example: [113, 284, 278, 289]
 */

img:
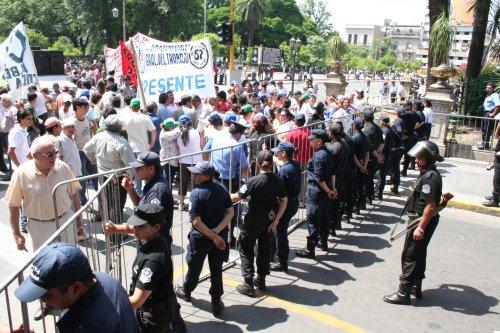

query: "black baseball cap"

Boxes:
[187, 161, 220, 177]
[307, 129, 330, 142]
[130, 152, 160, 168]
[228, 121, 248, 134]
[15, 243, 92, 302]
[127, 204, 165, 227]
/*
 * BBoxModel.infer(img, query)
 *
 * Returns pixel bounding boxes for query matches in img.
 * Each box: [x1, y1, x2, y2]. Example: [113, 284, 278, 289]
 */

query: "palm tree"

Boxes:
[235, 0, 266, 47]
[429, 11, 454, 66]
[465, 0, 492, 79]
[428, 0, 450, 69]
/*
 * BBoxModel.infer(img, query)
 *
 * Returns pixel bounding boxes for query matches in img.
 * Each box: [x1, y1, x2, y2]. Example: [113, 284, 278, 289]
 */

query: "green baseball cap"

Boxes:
[300, 93, 310, 101]
[240, 104, 253, 115]
[130, 98, 141, 108]
[162, 118, 179, 129]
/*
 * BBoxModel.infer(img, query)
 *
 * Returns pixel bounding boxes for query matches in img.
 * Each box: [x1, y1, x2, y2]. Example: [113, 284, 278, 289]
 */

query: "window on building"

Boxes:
[422, 55, 427, 58]
[458, 57, 463, 60]
[363, 35, 368, 45]
[464, 32, 470, 35]
[348, 34, 352, 44]
[353, 34, 358, 44]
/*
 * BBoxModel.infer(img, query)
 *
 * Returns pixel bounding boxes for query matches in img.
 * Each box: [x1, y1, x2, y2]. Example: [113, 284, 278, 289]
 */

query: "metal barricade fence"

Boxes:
[1, 117, 359, 331]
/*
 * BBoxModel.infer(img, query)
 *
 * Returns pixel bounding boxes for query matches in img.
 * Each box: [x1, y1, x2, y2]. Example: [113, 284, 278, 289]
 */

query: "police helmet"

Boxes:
[408, 141, 444, 164]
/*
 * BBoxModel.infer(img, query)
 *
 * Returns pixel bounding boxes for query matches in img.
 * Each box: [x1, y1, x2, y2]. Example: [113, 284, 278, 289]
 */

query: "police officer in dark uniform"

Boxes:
[376, 115, 400, 199]
[338, 122, 356, 221]
[326, 123, 348, 235]
[270, 142, 301, 272]
[107, 152, 185, 332]
[361, 108, 384, 204]
[412, 100, 427, 142]
[390, 107, 406, 194]
[351, 118, 370, 214]
[174, 161, 234, 316]
[400, 105, 420, 176]
[128, 204, 177, 332]
[121, 152, 175, 242]
[384, 141, 444, 305]
[295, 129, 336, 258]
[231, 151, 287, 296]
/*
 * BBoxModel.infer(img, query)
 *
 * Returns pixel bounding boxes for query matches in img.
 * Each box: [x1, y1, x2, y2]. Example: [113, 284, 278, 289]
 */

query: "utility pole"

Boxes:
[229, 0, 235, 70]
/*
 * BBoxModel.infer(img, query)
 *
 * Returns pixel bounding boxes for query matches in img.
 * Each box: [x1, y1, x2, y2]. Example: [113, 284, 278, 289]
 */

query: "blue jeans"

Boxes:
[79, 151, 98, 190]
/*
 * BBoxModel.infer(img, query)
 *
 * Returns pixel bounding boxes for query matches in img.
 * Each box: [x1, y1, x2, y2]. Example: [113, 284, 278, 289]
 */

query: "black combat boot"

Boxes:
[211, 298, 225, 316]
[383, 285, 411, 305]
[236, 278, 256, 297]
[174, 284, 191, 302]
[411, 280, 423, 299]
[482, 195, 499, 207]
[253, 275, 266, 291]
[270, 262, 288, 273]
[295, 246, 315, 259]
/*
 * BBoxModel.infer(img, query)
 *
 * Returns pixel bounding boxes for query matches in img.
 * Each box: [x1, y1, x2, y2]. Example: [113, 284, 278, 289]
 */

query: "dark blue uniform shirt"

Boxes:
[278, 160, 301, 199]
[307, 146, 334, 187]
[140, 173, 174, 239]
[351, 131, 370, 163]
[56, 272, 138, 333]
[189, 180, 232, 238]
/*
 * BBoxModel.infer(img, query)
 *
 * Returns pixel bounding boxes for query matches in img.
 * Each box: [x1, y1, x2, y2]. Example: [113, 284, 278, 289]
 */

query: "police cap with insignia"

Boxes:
[127, 204, 165, 226]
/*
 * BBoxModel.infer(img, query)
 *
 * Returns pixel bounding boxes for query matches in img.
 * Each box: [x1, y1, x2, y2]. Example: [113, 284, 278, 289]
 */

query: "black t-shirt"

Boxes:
[362, 121, 384, 153]
[351, 131, 370, 162]
[307, 146, 334, 187]
[140, 174, 174, 235]
[189, 180, 232, 238]
[129, 237, 174, 313]
[326, 140, 347, 177]
[278, 160, 301, 199]
[408, 167, 442, 214]
[238, 172, 286, 212]
[340, 133, 355, 169]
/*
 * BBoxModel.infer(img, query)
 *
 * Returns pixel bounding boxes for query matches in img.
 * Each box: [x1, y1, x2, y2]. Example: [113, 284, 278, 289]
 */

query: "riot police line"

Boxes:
[0, 110, 418, 332]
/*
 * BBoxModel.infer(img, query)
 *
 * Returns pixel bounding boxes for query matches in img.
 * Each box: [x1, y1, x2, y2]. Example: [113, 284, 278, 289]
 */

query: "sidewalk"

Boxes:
[435, 158, 500, 217]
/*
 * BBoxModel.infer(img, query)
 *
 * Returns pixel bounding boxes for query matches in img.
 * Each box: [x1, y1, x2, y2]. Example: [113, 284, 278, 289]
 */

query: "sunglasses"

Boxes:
[39, 150, 58, 158]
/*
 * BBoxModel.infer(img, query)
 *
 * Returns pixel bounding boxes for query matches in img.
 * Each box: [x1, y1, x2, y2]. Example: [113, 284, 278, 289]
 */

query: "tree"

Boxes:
[26, 28, 50, 48]
[428, 0, 450, 69]
[50, 36, 82, 57]
[465, 0, 492, 79]
[371, 37, 396, 59]
[429, 11, 454, 66]
[235, 0, 266, 46]
[299, 0, 333, 37]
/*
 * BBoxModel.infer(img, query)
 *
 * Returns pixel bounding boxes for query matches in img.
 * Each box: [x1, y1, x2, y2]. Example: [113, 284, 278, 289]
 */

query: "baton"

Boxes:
[389, 193, 454, 242]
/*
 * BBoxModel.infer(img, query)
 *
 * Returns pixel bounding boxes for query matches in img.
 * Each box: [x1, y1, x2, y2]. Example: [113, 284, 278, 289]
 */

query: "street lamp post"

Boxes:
[238, 45, 245, 64]
[289, 37, 301, 96]
[112, 1, 126, 42]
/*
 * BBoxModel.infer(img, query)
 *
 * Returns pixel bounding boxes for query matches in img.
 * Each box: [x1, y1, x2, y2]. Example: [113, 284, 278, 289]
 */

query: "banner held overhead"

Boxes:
[0, 22, 39, 100]
[133, 38, 215, 103]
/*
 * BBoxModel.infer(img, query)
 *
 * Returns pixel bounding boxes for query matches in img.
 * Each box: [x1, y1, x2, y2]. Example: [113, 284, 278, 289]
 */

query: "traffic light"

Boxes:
[217, 22, 233, 45]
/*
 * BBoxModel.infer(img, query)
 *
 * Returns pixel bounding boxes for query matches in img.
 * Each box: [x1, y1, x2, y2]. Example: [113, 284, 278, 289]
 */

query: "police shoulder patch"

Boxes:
[422, 184, 431, 194]
[150, 198, 161, 205]
[139, 267, 153, 284]
[239, 184, 248, 194]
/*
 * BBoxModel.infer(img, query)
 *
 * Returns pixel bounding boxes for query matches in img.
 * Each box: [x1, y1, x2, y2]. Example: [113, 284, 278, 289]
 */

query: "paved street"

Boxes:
[0, 163, 499, 332]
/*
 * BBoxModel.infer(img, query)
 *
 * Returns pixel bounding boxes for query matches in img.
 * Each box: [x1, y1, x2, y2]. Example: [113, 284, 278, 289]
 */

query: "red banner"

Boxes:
[119, 40, 138, 87]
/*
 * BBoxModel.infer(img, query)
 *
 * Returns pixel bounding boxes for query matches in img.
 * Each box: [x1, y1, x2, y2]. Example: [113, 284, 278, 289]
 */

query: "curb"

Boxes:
[447, 199, 500, 217]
